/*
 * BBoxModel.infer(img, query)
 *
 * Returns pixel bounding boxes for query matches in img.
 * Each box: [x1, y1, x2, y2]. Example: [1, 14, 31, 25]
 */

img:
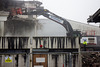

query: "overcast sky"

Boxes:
[36, 0, 100, 24]
[24, 0, 100, 25]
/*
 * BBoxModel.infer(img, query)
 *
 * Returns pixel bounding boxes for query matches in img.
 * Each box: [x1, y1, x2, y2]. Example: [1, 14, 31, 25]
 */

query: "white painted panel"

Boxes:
[36, 58, 45, 63]
[81, 37, 97, 44]
[34, 65, 43, 67]
[0, 16, 7, 21]
[80, 37, 88, 43]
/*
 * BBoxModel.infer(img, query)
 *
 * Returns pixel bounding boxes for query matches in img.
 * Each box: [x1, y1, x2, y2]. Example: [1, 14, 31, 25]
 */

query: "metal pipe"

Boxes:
[68, 53, 72, 67]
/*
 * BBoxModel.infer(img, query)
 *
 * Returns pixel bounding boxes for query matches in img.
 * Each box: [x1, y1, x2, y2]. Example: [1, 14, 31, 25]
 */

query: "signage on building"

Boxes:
[81, 37, 97, 45]
[86, 30, 95, 36]
[5, 56, 12, 63]
[81, 30, 96, 36]
[34, 65, 43, 67]
[36, 58, 45, 63]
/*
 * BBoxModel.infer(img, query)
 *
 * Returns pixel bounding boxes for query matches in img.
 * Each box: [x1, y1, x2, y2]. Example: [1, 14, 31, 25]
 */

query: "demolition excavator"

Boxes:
[28, 8, 81, 37]
[7, 7, 81, 38]
[4, 0, 81, 38]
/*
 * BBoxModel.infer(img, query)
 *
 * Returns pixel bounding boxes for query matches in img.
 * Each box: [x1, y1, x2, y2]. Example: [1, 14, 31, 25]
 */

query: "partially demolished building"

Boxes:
[0, 0, 80, 67]
[0, 0, 100, 67]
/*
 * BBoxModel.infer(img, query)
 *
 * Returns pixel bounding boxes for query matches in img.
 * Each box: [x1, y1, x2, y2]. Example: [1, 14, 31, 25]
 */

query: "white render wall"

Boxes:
[38, 19, 100, 36]
[67, 19, 100, 35]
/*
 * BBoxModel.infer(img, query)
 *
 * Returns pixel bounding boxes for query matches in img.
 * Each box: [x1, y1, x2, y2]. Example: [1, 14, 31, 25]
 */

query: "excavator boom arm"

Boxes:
[30, 9, 74, 35]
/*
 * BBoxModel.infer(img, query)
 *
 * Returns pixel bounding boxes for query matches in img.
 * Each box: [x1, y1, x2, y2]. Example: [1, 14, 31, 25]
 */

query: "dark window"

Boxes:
[88, 38, 95, 43]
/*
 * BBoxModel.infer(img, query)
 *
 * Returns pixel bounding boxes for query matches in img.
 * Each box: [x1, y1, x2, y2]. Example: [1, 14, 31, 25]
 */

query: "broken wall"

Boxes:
[3, 18, 66, 36]
[4, 18, 36, 36]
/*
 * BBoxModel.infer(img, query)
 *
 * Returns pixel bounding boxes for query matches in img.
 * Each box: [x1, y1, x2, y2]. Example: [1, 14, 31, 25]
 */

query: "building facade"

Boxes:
[0, 13, 81, 67]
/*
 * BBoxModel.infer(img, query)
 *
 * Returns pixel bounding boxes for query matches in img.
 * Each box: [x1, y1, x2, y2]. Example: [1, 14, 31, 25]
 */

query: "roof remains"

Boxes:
[87, 8, 100, 23]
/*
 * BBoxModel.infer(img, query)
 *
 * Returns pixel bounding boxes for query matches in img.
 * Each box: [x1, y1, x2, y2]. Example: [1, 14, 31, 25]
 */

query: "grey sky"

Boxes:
[37, 0, 100, 24]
